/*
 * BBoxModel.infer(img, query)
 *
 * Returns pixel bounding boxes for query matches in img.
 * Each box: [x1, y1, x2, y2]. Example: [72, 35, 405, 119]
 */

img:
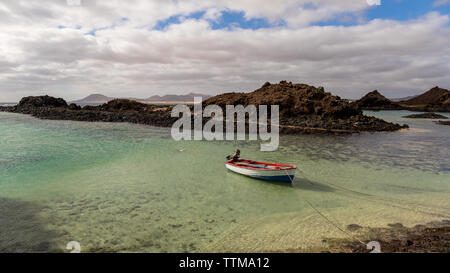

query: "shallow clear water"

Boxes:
[0, 111, 449, 252]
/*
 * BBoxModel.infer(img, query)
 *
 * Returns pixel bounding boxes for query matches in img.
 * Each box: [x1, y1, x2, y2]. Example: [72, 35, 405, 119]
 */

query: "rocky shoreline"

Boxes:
[0, 82, 409, 134]
[0, 97, 179, 128]
[324, 220, 450, 253]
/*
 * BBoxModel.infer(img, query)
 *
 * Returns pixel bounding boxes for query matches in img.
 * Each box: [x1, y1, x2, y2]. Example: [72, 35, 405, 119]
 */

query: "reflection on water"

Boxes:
[0, 111, 449, 252]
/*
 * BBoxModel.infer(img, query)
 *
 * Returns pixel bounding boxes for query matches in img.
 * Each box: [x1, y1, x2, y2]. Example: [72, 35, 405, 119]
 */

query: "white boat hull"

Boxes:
[225, 163, 296, 183]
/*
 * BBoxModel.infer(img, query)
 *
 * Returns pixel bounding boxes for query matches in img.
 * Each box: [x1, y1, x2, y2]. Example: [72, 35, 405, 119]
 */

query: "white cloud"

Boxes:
[433, 0, 450, 7]
[0, 1, 449, 101]
[366, 0, 381, 6]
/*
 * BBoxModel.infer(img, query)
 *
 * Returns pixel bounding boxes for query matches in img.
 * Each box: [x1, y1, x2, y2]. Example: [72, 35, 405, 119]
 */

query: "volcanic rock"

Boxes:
[353, 90, 401, 110]
[329, 221, 450, 253]
[19, 95, 68, 108]
[1, 83, 409, 134]
[204, 81, 407, 134]
[403, 113, 448, 119]
[98, 99, 155, 112]
[401, 87, 450, 112]
[435, 120, 450, 126]
[205, 81, 361, 118]
[68, 103, 81, 110]
[402, 86, 449, 106]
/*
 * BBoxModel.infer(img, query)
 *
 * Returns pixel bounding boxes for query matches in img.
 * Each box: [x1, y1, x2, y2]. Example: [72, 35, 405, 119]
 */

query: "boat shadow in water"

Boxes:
[0, 198, 63, 253]
[291, 178, 336, 192]
[260, 177, 335, 192]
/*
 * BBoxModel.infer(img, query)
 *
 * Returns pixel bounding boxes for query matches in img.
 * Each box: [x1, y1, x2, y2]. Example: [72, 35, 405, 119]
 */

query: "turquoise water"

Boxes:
[0, 111, 449, 252]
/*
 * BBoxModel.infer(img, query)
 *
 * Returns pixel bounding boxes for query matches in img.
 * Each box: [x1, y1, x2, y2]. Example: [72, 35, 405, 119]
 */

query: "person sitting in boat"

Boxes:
[227, 149, 241, 162]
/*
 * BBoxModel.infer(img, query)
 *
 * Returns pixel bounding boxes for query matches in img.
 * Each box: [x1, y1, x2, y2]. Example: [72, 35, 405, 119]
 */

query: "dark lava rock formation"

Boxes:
[401, 86, 450, 107]
[205, 81, 361, 119]
[204, 81, 408, 134]
[352, 90, 401, 110]
[403, 113, 448, 119]
[19, 95, 68, 108]
[1, 97, 177, 128]
[354, 87, 450, 112]
[1, 83, 409, 135]
[435, 120, 450, 126]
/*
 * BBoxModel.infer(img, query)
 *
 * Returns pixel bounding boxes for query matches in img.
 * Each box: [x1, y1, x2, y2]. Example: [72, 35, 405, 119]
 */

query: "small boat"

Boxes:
[225, 159, 296, 183]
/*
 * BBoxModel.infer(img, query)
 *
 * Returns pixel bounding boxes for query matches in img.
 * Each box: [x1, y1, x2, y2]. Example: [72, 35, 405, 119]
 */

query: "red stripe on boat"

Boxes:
[226, 159, 296, 171]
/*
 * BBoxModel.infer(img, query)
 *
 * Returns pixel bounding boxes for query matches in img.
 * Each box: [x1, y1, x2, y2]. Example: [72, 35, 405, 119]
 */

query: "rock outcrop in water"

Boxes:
[0, 97, 177, 127]
[435, 120, 450, 126]
[401, 86, 450, 107]
[403, 113, 448, 119]
[352, 90, 402, 110]
[1, 83, 409, 134]
[204, 81, 408, 134]
[354, 87, 450, 112]
[19, 95, 68, 108]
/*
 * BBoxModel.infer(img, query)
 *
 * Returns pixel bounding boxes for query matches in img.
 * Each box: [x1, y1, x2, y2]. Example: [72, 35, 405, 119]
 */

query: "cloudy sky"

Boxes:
[0, 0, 449, 102]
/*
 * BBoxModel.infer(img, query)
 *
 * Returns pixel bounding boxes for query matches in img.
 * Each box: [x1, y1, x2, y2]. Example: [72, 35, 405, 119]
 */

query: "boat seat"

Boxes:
[236, 163, 282, 170]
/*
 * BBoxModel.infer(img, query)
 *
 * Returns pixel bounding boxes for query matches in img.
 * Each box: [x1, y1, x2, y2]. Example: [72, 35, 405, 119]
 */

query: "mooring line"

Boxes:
[295, 168, 450, 220]
[285, 170, 367, 247]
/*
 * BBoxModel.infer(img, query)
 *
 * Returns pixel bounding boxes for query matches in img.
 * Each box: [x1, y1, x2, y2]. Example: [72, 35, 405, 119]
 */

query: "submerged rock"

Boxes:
[346, 224, 363, 232]
[435, 120, 450, 126]
[388, 223, 404, 229]
[403, 113, 448, 119]
[327, 221, 450, 253]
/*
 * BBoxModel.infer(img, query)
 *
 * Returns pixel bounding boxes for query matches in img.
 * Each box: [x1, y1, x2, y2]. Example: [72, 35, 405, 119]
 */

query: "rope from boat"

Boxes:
[284, 170, 367, 247]
[296, 167, 450, 219]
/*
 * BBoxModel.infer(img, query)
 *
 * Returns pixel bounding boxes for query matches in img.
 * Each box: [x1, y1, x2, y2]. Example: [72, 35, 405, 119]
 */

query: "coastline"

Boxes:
[0, 106, 408, 135]
[0, 82, 410, 135]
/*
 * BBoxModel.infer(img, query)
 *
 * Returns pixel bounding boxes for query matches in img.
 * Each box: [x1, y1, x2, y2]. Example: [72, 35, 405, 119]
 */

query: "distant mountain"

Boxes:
[71, 94, 114, 104]
[390, 95, 417, 102]
[145, 93, 211, 102]
[401, 86, 450, 106]
[71, 93, 211, 104]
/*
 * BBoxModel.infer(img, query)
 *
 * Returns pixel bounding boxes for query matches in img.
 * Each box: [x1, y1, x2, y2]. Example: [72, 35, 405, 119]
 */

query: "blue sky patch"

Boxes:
[153, 10, 285, 30]
[69, 1, 450, 33]
[153, 11, 205, 30]
[315, 0, 449, 26]
[366, 0, 449, 21]
[209, 11, 286, 30]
